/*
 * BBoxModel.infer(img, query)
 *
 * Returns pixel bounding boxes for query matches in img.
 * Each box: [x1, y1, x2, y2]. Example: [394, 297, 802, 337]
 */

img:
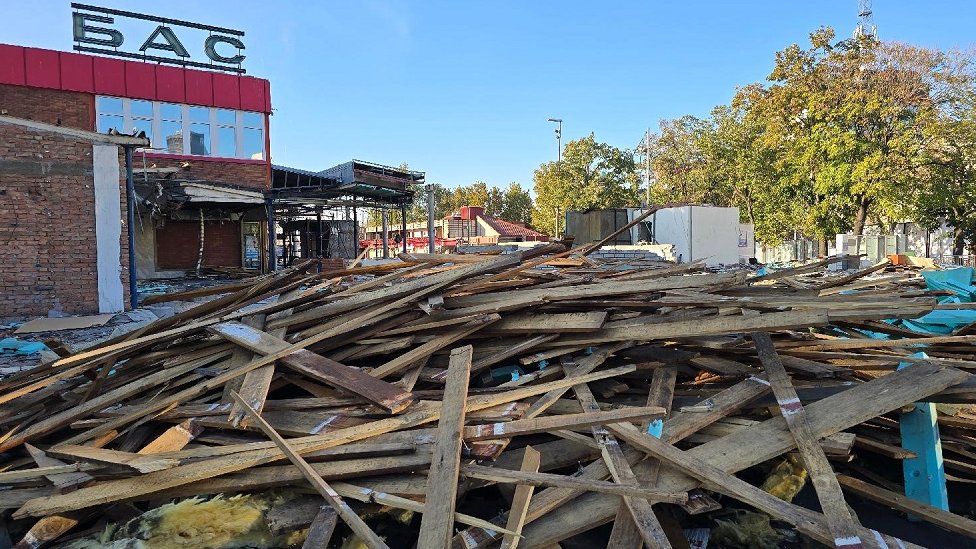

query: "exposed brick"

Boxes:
[0, 84, 93, 129]
[0, 124, 128, 317]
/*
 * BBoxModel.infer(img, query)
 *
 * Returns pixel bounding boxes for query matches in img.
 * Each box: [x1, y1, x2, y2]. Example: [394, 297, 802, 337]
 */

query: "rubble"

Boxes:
[1, 228, 975, 548]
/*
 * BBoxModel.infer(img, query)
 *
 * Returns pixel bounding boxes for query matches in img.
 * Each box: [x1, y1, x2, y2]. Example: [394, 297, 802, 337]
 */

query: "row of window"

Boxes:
[96, 97, 266, 160]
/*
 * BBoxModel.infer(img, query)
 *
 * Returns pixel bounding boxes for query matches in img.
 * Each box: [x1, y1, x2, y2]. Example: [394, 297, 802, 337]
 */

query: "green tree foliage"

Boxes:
[500, 182, 533, 224]
[366, 180, 536, 228]
[532, 133, 640, 235]
[647, 27, 976, 248]
[911, 49, 976, 254]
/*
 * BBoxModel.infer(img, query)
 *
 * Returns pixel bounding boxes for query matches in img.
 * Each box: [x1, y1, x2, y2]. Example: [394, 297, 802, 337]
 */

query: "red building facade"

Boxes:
[0, 44, 273, 279]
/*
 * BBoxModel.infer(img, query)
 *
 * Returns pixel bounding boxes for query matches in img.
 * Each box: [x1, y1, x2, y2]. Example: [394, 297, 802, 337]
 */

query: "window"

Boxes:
[94, 96, 266, 160]
[215, 109, 236, 158]
[96, 97, 123, 134]
[130, 100, 154, 144]
[242, 112, 265, 160]
[160, 103, 183, 154]
[188, 107, 210, 155]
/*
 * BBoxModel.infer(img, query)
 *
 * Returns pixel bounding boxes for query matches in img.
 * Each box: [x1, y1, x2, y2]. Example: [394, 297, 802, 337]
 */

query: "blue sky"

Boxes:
[6, 1, 976, 189]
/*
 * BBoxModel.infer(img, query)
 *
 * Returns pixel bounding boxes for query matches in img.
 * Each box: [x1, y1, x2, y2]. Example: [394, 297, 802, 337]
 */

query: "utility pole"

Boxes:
[381, 208, 389, 259]
[547, 118, 563, 236]
[426, 183, 436, 253]
[547, 118, 562, 162]
[644, 128, 652, 207]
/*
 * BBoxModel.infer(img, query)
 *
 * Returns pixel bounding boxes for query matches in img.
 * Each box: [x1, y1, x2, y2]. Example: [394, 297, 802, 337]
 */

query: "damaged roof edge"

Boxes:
[0, 115, 150, 147]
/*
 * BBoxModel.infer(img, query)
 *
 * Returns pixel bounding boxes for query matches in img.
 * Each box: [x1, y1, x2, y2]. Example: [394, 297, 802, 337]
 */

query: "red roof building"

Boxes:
[361, 205, 548, 256]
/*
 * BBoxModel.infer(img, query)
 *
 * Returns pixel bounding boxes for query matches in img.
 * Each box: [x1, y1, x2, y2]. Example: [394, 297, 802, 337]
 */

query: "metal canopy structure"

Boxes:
[270, 161, 420, 208]
[266, 162, 424, 270]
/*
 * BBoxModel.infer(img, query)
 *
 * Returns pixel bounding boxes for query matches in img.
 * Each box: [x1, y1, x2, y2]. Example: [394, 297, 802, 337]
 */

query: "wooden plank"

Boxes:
[790, 334, 976, 352]
[662, 376, 771, 442]
[417, 345, 473, 549]
[12, 365, 637, 518]
[484, 312, 608, 334]
[0, 465, 82, 483]
[220, 314, 266, 418]
[459, 464, 686, 502]
[837, 474, 976, 540]
[274, 254, 521, 329]
[574, 383, 672, 549]
[48, 445, 179, 474]
[463, 406, 664, 441]
[465, 335, 559, 376]
[513, 362, 965, 548]
[24, 445, 93, 490]
[500, 445, 541, 549]
[444, 272, 744, 309]
[137, 419, 203, 455]
[779, 354, 852, 378]
[0, 353, 225, 452]
[230, 392, 390, 549]
[550, 310, 831, 347]
[689, 356, 758, 376]
[609, 365, 677, 548]
[210, 321, 414, 413]
[370, 315, 500, 379]
[523, 343, 629, 419]
[752, 331, 868, 548]
[301, 506, 339, 549]
[852, 435, 918, 459]
[228, 288, 299, 426]
[610, 422, 917, 549]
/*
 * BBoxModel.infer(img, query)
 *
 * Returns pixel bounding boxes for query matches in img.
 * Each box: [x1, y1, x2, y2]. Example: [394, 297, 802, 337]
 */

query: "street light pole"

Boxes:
[547, 118, 563, 236]
[426, 183, 436, 254]
[547, 118, 562, 162]
[645, 128, 652, 207]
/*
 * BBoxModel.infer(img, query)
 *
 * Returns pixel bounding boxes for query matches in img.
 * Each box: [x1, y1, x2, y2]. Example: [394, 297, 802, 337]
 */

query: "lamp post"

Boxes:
[547, 118, 563, 236]
[426, 183, 436, 253]
[547, 118, 562, 162]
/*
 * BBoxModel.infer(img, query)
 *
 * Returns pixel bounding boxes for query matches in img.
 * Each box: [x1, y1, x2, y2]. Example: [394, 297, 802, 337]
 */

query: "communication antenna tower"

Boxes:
[854, 0, 877, 40]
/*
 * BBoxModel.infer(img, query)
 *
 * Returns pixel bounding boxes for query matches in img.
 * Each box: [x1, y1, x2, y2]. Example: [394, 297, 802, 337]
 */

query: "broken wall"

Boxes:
[0, 124, 129, 316]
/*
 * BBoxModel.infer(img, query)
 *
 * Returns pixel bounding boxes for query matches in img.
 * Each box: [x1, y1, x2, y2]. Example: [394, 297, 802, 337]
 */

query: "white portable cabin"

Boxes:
[644, 206, 743, 266]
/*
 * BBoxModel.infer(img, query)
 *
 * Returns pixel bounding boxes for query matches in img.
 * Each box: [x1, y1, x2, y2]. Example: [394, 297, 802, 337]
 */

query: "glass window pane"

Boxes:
[161, 120, 183, 154]
[242, 127, 264, 160]
[189, 123, 210, 155]
[160, 103, 182, 120]
[130, 118, 153, 144]
[97, 113, 123, 133]
[216, 109, 236, 125]
[217, 126, 236, 157]
[97, 97, 123, 114]
[242, 112, 263, 128]
[131, 99, 153, 118]
[189, 106, 210, 122]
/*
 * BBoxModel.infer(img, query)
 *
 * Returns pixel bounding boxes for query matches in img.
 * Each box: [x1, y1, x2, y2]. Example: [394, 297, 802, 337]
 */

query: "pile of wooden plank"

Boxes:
[1, 241, 975, 548]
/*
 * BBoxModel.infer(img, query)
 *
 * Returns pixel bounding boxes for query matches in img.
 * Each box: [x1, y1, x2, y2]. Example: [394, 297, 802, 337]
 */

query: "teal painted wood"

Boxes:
[898, 353, 949, 514]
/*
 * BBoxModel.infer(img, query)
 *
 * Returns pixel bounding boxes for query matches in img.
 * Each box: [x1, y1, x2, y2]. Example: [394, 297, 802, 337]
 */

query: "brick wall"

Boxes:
[0, 124, 128, 317]
[0, 84, 93, 130]
[0, 85, 269, 191]
[155, 220, 242, 270]
[141, 155, 269, 190]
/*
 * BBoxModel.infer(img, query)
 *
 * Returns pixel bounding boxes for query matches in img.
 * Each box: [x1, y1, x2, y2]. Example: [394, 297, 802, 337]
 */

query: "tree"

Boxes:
[650, 115, 730, 205]
[500, 182, 533, 224]
[485, 186, 505, 217]
[911, 49, 976, 255]
[531, 133, 640, 235]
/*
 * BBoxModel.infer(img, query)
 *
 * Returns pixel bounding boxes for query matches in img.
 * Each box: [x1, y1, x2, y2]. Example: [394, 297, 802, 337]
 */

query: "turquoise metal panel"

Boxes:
[898, 353, 949, 514]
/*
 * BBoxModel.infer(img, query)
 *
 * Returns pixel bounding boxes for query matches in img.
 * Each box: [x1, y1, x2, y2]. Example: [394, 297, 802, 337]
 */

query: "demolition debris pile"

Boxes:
[2, 239, 976, 548]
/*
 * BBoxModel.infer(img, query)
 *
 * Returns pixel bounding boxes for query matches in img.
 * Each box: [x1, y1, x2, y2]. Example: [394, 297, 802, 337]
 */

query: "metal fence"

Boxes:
[936, 255, 976, 267]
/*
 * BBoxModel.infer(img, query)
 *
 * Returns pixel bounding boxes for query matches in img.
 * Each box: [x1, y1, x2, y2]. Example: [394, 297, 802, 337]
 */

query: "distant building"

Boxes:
[361, 206, 548, 257]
